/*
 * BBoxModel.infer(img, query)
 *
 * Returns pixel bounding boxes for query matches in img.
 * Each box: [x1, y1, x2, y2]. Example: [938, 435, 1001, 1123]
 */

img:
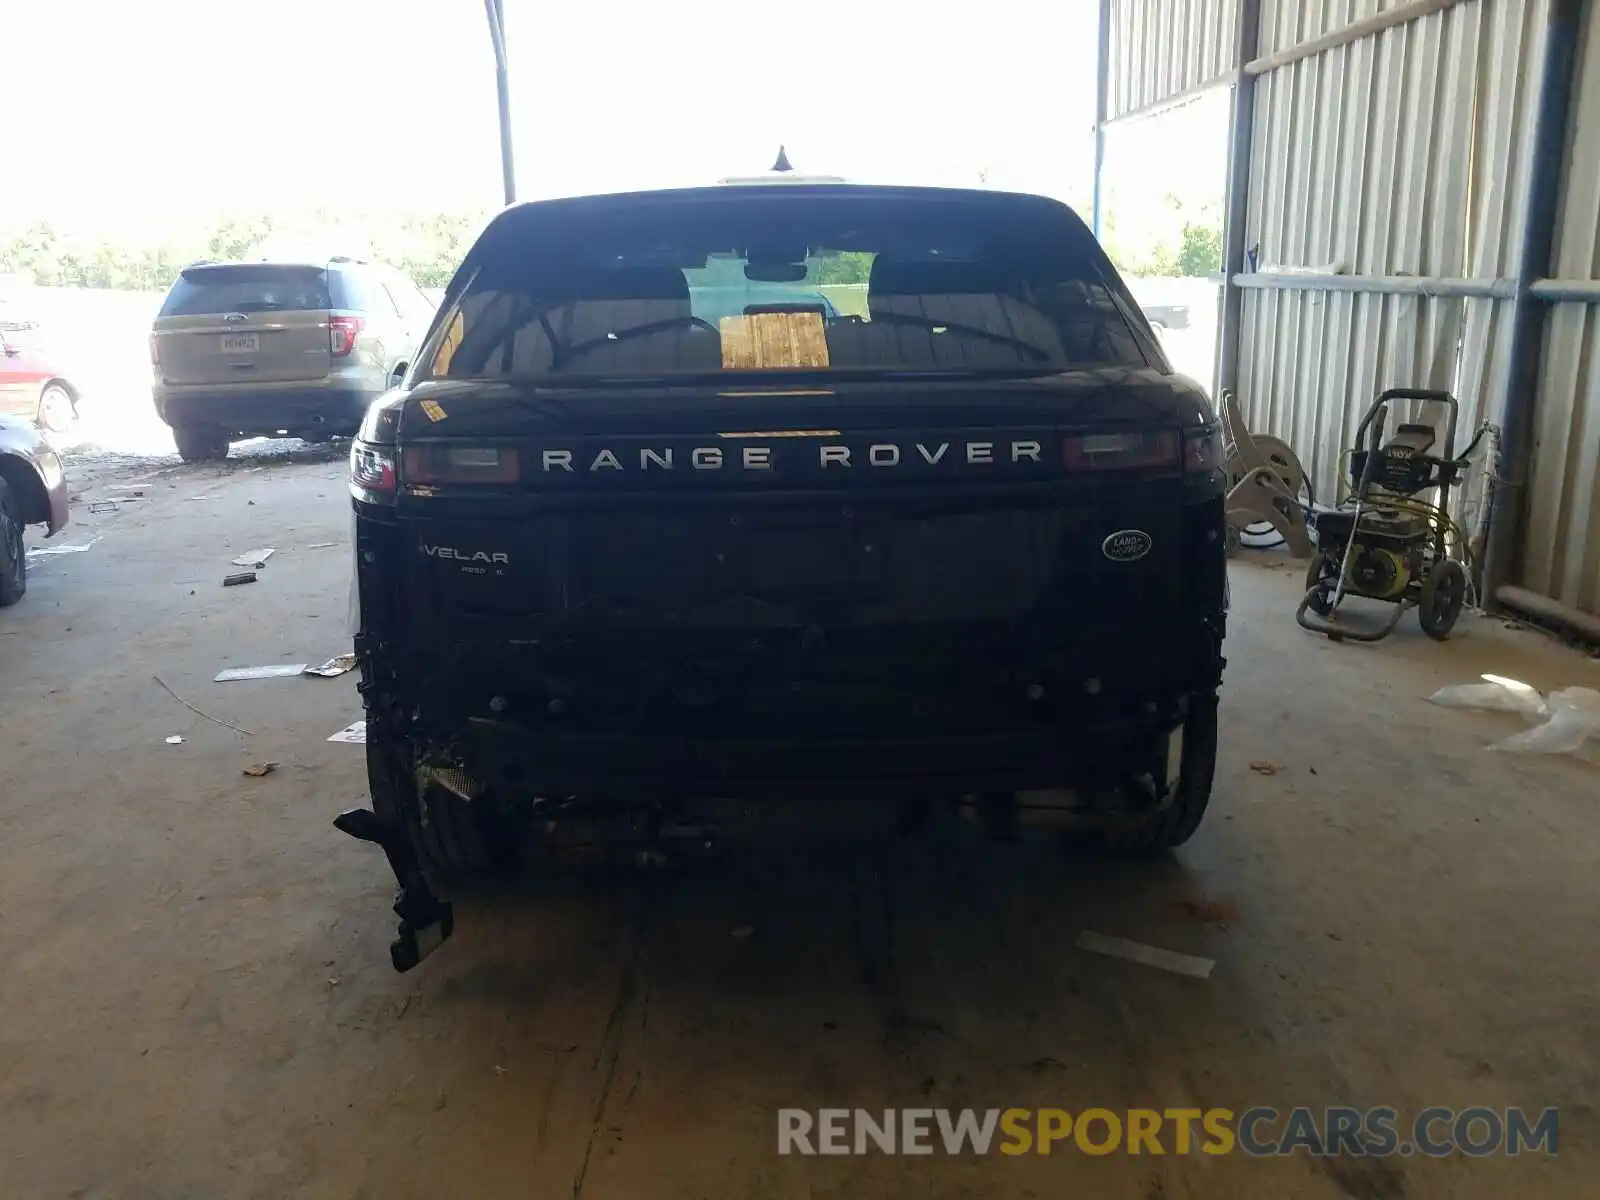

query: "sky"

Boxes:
[2, 0, 1224, 241]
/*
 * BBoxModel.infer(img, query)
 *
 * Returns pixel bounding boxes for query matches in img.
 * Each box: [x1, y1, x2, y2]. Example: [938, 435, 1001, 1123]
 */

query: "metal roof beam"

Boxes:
[1244, 0, 1477, 78]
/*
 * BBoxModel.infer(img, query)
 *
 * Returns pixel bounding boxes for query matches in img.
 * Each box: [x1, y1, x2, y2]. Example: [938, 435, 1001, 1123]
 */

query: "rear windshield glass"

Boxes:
[422, 191, 1150, 381]
[160, 265, 331, 316]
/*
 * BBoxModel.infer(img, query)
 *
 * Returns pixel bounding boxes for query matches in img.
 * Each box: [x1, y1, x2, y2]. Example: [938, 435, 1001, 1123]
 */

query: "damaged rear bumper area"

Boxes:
[461, 700, 1199, 800]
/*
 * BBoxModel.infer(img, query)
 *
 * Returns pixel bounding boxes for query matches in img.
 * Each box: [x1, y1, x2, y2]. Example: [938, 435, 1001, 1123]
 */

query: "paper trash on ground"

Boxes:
[304, 654, 358, 677]
[327, 720, 367, 744]
[27, 539, 99, 557]
[215, 664, 309, 682]
[1075, 931, 1215, 979]
[232, 548, 276, 567]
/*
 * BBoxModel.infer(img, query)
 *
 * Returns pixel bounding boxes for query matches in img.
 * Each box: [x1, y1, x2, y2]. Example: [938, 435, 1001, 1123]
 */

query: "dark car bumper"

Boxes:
[154, 386, 379, 437]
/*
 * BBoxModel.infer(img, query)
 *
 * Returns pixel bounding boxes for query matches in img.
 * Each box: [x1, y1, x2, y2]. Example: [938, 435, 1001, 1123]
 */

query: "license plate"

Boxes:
[221, 333, 259, 354]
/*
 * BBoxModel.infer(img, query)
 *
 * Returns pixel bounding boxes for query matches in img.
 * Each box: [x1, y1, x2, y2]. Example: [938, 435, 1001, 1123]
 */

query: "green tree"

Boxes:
[1175, 221, 1223, 277]
[812, 251, 873, 287]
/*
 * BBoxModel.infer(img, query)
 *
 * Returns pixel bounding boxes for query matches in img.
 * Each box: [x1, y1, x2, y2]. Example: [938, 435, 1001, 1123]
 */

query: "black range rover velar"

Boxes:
[338, 181, 1228, 971]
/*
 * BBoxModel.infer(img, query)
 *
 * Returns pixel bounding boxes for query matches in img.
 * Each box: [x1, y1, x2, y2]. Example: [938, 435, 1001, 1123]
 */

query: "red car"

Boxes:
[0, 322, 79, 433]
[0, 415, 70, 607]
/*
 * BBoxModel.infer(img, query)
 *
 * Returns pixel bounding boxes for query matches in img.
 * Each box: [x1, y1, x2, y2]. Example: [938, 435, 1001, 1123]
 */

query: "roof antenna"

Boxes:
[771, 145, 793, 172]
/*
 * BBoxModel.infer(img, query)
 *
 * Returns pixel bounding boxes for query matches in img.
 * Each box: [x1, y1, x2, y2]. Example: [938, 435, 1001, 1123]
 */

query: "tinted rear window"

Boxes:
[422, 189, 1151, 382]
[160, 265, 331, 317]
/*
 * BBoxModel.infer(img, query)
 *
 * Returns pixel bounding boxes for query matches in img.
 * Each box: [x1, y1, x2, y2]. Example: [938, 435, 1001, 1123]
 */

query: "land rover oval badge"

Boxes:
[1102, 529, 1152, 562]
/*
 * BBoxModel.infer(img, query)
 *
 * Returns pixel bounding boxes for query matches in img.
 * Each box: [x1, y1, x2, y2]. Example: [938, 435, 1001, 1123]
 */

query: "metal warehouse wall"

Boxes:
[1528, 5, 1600, 616]
[1100, 0, 1600, 624]
[1105, 0, 1239, 120]
[1236, 0, 1545, 519]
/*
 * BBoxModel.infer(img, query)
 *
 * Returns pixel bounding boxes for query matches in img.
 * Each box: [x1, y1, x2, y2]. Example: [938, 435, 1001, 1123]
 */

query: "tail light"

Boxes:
[329, 315, 364, 357]
[350, 441, 397, 503]
[1183, 426, 1224, 474]
[402, 445, 520, 485]
[1062, 430, 1179, 471]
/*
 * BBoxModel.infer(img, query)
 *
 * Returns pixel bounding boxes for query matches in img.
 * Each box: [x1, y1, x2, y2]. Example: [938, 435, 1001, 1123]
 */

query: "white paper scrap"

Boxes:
[1075, 931, 1215, 980]
[327, 720, 367, 744]
[215, 664, 310, 682]
[27, 539, 99, 557]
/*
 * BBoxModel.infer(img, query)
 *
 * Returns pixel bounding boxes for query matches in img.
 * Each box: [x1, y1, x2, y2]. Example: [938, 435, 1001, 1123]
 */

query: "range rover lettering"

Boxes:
[336, 176, 1229, 972]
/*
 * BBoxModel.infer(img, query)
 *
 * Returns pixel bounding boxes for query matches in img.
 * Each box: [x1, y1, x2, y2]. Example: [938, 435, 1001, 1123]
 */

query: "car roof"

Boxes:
[497, 181, 1071, 217]
[178, 255, 375, 274]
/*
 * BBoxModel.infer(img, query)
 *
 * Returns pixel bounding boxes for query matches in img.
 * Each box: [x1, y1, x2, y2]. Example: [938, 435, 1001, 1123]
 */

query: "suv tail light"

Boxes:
[350, 441, 397, 503]
[1183, 426, 1224, 474]
[1062, 430, 1179, 471]
[402, 445, 520, 485]
[330, 315, 364, 357]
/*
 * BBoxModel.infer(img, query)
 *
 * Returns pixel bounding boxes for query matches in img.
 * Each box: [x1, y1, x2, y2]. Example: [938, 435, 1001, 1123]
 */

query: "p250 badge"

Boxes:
[1102, 529, 1153, 563]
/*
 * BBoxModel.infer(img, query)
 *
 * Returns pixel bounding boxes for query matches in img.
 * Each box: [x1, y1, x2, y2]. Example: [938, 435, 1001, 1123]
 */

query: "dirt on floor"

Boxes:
[1, 447, 1596, 1200]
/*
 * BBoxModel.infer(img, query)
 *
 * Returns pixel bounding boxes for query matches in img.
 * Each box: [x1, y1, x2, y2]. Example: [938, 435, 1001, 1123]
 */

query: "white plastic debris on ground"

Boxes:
[1488, 688, 1600, 757]
[1427, 675, 1549, 720]
[1429, 675, 1600, 758]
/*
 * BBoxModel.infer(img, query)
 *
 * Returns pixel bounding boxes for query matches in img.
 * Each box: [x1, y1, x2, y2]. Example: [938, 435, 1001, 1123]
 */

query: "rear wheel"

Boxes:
[1418, 558, 1467, 640]
[1102, 691, 1219, 855]
[38, 383, 77, 435]
[0, 478, 26, 608]
[367, 719, 495, 884]
[173, 425, 230, 462]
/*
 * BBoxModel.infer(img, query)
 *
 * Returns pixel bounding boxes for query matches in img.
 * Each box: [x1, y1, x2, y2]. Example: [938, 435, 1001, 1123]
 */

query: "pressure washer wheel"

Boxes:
[1418, 558, 1468, 640]
[1304, 555, 1337, 617]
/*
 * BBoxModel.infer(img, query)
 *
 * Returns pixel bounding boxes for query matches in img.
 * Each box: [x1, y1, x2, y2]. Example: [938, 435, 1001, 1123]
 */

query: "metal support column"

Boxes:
[485, 0, 516, 206]
[1091, 0, 1111, 239]
[1483, 0, 1585, 606]
[1217, 0, 1263, 399]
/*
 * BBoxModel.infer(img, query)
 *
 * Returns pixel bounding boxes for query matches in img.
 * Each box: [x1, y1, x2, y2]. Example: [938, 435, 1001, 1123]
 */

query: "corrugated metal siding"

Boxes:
[1258, 0, 1414, 57]
[1237, 0, 1547, 514]
[1105, 0, 1238, 121]
[1523, 3, 1600, 614]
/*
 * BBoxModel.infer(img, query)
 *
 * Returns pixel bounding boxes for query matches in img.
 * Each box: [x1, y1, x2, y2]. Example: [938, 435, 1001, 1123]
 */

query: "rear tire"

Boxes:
[1102, 691, 1219, 855]
[0, 479, 26, 608]
[1418, 558, 1467, 640]
[38, 383, 77, 435]
[366, 719, 495, 884]
[173, 425, 230, 462]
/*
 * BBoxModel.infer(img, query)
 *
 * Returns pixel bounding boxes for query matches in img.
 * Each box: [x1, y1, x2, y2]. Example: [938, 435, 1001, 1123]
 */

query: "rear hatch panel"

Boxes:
[376, 373, 1222, 739]
[153, 264, 334, 386]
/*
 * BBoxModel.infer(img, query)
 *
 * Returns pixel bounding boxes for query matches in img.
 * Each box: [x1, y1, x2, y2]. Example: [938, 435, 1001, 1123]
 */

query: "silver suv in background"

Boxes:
[150, 257, 436, 461]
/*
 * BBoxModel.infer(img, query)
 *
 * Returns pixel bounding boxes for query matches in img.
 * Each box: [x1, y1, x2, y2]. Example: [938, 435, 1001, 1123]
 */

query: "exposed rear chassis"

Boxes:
[463, 697, 1196, 801]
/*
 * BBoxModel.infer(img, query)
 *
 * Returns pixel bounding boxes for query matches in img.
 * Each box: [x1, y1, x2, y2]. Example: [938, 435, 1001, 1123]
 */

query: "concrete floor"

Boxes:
[1, 446, 1596, 1200]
